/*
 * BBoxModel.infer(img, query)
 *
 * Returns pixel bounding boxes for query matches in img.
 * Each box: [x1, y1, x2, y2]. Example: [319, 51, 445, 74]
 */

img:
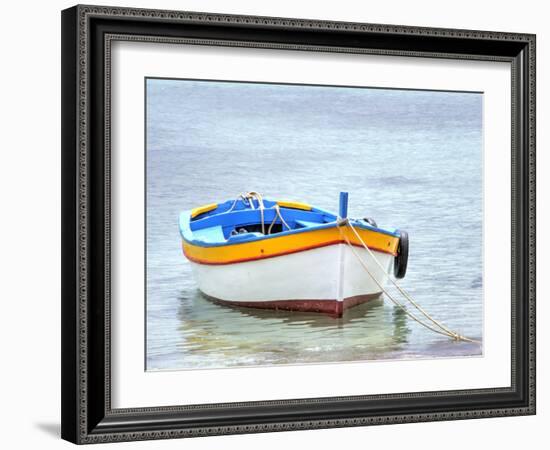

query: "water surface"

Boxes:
[146, 79, 483, 370]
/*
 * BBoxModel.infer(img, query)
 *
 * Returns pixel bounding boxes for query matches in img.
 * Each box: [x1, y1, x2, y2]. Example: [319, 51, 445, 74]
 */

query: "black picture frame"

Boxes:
[61, 4, 536, 444]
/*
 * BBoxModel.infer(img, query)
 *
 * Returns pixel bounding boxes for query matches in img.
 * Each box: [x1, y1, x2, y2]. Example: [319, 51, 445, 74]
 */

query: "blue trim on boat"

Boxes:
[179, 198, 400, 248]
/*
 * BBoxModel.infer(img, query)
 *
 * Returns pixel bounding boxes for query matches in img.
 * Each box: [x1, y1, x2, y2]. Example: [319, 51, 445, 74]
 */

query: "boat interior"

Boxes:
[186, 198, 337, 244]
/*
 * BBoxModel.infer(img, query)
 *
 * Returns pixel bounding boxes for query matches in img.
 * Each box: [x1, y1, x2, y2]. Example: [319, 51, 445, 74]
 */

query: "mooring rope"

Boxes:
[227, 192, 291, 235]
[337, 219, 480, 344]
[346, 220, 459, 338]
[226, 192, 254, 214]
[246, 191, 266, 234]
[268, 204, 291, 234]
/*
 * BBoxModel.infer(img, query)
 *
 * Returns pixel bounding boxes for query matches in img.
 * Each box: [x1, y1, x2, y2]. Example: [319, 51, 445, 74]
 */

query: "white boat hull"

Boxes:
[190, 244, 394, 316]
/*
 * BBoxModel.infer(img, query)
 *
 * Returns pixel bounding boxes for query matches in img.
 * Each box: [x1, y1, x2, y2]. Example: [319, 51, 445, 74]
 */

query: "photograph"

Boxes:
[56, 2, 536, 445]
[145, 78, 484, 371]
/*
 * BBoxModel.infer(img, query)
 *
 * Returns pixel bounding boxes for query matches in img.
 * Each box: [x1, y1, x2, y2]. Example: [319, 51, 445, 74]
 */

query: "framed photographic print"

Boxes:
[61, 4, 536, 444]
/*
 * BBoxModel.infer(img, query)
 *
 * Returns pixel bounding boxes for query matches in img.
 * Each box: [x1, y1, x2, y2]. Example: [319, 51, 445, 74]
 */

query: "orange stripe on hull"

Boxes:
[182, 226, 399, 265]
[184, 239, 394, 265]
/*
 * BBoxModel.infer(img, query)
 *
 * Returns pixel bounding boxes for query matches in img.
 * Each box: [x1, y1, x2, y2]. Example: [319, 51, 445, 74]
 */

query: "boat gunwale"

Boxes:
[179, 208, 401, 249]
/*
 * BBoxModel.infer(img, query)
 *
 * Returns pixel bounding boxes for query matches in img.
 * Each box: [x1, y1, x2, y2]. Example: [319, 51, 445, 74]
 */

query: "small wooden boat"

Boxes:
[179, 192, 408, 317]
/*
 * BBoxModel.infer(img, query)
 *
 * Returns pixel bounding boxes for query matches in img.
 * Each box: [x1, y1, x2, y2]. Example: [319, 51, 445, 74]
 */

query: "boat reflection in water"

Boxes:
[173, 289, 410, 370]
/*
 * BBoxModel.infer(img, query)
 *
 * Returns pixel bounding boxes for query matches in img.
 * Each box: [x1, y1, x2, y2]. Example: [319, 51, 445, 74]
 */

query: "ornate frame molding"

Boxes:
[61, 5, 535, 444]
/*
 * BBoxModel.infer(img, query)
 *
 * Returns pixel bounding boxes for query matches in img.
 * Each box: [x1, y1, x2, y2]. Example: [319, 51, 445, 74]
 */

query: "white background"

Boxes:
[0, 0, 545, 449]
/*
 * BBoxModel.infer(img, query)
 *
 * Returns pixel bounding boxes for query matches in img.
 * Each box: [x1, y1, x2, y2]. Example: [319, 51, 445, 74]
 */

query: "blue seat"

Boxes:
[192, 226, 226, 243]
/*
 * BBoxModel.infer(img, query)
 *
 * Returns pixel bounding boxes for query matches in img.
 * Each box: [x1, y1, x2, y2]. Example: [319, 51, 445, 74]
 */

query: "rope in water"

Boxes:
[346, 220, 460, 339]
[337, 218, 480, 344]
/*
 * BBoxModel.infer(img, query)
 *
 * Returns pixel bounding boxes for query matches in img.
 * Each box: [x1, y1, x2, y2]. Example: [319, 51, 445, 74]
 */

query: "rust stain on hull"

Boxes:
[203, 293, 382, 318]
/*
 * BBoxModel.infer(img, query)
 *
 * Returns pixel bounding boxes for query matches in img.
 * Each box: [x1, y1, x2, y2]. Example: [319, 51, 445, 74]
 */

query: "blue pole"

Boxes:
[339, 192, 349, 219]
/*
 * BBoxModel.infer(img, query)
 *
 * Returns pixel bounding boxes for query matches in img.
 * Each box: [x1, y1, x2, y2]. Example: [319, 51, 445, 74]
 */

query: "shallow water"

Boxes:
[146, 79, 483, 370]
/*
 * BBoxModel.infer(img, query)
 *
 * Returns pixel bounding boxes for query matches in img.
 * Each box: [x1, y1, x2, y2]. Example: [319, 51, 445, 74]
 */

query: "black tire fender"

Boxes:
[394, 230, 409, 279]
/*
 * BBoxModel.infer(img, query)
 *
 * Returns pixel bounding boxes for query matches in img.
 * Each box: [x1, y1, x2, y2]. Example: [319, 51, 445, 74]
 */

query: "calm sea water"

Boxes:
[146, 79, 483, 371]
